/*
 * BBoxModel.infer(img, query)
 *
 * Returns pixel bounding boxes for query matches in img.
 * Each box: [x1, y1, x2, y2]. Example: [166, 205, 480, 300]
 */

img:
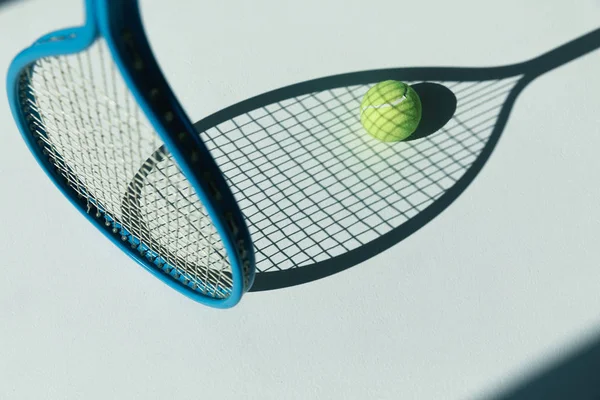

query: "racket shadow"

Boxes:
[195, 69, 513, 292]
[188, 29, 599, 292]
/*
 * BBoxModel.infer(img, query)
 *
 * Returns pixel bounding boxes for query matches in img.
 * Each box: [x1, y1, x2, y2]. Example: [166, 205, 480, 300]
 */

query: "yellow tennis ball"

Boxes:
[360, 80, 422, 142]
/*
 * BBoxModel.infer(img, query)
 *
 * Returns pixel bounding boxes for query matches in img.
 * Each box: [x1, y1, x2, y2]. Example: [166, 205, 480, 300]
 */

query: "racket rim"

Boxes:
[6, 0, 255, 308]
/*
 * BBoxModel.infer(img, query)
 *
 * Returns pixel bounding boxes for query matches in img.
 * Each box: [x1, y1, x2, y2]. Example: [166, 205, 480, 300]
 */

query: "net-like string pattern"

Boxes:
[21, 39, 233, 298]
[198, 77, 519, 273]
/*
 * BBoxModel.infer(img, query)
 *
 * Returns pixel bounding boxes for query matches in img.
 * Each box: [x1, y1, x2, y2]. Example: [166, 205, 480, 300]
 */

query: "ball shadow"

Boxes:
[406, 82, 457, 142]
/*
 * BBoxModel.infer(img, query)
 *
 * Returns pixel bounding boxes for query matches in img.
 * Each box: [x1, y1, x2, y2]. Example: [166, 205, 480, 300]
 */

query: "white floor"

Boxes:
[1, 1, 599, 399]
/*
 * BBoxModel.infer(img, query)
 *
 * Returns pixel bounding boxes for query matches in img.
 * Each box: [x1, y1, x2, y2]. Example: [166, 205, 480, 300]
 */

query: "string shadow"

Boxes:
[194, 68, 506, 292]
[189, 28, 600, 292]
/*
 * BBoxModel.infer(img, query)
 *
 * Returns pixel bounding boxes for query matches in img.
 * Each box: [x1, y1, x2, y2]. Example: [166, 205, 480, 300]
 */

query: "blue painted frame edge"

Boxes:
[6, 0, 254, 308]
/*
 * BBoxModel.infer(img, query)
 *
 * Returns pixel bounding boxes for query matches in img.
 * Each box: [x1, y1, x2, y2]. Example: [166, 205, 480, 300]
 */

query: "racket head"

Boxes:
[6, 0, 255, 308]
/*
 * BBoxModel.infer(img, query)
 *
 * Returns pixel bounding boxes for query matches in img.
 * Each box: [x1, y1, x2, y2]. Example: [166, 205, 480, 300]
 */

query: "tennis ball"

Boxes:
[360, 80, 422, 142]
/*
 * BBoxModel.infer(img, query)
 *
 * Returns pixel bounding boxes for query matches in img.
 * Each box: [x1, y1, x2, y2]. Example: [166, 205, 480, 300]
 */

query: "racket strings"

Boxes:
[197, 77, 521, 273]
[21, 40, 233, 297]
[138, 157, 232, 290]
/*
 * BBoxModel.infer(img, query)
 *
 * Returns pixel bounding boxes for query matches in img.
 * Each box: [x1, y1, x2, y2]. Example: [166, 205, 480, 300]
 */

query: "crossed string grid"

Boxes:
[198, 76, 519, 273]
[21, 39, 233, 297]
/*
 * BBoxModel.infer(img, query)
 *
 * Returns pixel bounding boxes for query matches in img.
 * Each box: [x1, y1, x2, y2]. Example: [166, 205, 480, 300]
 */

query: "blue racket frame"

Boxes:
[6, 0, 255, 308]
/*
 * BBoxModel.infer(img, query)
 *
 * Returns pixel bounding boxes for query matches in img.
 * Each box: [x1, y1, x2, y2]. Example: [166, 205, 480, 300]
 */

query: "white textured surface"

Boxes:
[1, 0, 600, 399]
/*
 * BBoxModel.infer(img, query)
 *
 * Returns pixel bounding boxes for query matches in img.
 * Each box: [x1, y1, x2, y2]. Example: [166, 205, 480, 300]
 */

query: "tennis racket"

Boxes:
[187, 28, 598, 291]
[6, 0, 255, 308]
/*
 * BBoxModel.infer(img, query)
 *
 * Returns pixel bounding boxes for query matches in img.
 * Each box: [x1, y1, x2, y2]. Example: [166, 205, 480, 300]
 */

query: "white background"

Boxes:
[1, 0, 599, 399]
